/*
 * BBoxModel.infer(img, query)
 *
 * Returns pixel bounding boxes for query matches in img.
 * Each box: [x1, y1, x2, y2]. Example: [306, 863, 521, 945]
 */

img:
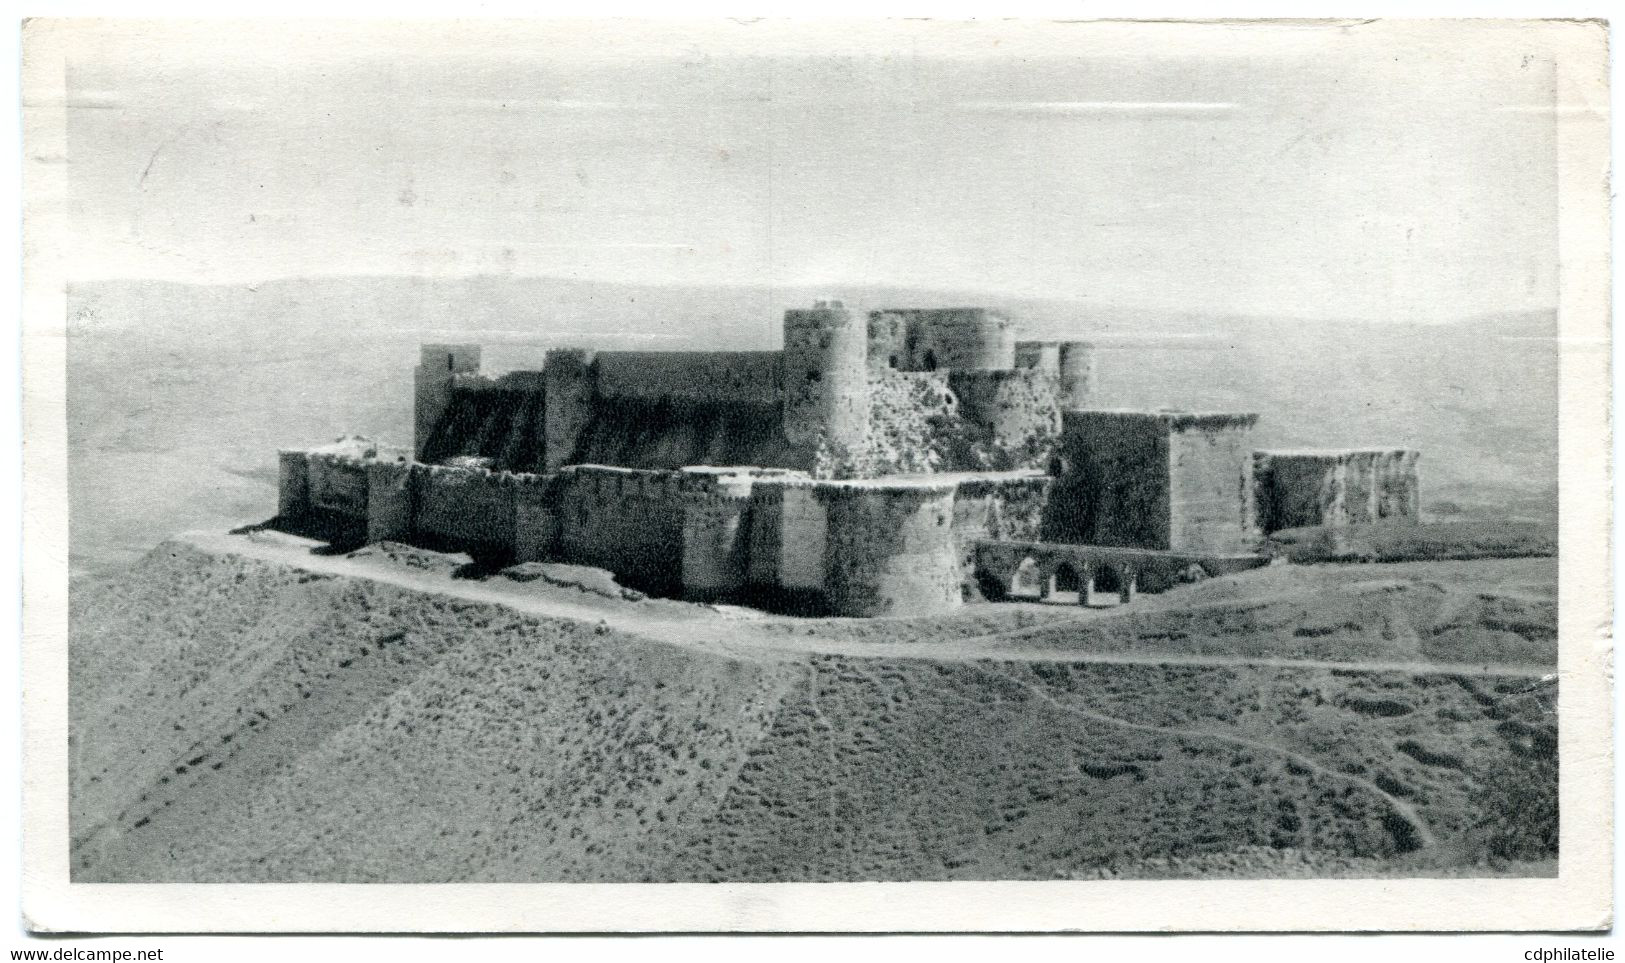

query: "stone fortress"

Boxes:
[276, 301, 1423, 617]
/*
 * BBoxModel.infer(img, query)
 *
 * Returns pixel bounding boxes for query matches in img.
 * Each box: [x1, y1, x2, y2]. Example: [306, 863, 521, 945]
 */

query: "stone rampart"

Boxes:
[551, 465, 687, 592]
[1168, 416, 1259, 553]
[1253, 448, 1422, 533]
[304, 452, 373, 520]
[413, 464, 522, 556]
[948, 472, 1053, 591]
[594, 351, 783, 405]
[945, 369, 1063, 470]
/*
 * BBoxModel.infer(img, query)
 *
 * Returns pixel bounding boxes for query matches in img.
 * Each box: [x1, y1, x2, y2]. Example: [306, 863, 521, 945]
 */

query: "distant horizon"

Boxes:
[67, 271, 1558, 330]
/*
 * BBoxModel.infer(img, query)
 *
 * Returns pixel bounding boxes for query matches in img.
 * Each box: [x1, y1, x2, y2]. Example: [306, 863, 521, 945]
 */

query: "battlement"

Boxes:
[868, 306, 1015, 372]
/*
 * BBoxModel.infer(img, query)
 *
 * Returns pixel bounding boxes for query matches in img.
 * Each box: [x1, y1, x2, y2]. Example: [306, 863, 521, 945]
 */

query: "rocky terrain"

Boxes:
[70, 533, 1557, 882]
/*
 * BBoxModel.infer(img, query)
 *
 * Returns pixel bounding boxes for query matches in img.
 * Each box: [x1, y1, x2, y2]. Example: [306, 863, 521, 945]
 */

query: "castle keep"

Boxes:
[277, 301, 1422, 617]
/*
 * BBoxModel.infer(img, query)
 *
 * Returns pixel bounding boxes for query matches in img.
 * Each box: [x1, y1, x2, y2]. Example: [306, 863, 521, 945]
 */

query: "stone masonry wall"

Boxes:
[304, 454, 371, 519]
[551, 466, 687, 593]
[1253, 449, 1421, 533]
[944, 370, 1063, 472]
[1168, 420, 1258, 553]
[818, 371, 957, 478]
[950, 474, 1053, 594]
[816, 481, 962, 617]
[594, 351, 783, 405]
[1045, 412, 1173, 550]
[414, 465, 520, 556]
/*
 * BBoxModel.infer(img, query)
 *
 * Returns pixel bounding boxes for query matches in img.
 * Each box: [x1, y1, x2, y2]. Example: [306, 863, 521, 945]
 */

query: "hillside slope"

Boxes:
[71, 541, 1557, 882]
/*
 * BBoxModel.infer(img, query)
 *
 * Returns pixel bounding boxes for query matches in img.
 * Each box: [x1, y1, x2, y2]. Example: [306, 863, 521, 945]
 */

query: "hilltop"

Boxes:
[71, 532, 1557, 882]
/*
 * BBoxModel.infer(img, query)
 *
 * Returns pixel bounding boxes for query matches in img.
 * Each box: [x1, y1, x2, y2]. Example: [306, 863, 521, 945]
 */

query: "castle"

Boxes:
[276, 301, 1423, 617]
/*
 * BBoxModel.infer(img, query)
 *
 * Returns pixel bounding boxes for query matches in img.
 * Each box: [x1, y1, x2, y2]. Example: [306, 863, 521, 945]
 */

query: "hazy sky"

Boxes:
[62, 19, 1574, 320]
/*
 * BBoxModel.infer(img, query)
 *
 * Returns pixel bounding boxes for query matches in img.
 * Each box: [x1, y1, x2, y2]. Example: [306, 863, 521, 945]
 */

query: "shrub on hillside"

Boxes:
[1268, 521, 1556, 564]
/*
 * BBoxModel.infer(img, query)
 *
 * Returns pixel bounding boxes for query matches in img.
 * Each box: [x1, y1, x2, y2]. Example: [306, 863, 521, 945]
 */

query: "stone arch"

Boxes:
[1092, 564, 1123, 595]
[1051, 560, 1082, 594]
[1009, 555, 1043, 599]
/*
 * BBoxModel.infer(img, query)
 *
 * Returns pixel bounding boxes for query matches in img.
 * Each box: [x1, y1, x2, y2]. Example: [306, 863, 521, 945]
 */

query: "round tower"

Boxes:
[952, 309, 1017, 370]
[816, 480, 961, 617]
[1057, 341, 1096, 408]
[782, 300, 869, 455]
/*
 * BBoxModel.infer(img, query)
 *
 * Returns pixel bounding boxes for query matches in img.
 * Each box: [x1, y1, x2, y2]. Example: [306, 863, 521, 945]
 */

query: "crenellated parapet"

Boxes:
[868, 307, 1015, 372]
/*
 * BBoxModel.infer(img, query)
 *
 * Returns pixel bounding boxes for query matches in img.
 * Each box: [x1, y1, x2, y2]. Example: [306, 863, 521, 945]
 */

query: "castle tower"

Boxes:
[1057, 341, 1095, 408]
[816, 479, 962, 617]
[414, 344, 482, 461]
[782, 300, 869, 457]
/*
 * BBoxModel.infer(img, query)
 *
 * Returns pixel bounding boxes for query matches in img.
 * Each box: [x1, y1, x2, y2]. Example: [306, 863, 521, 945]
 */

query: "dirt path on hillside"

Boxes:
[176, 530, 1552, 679]
[974, 665, 1439, 851]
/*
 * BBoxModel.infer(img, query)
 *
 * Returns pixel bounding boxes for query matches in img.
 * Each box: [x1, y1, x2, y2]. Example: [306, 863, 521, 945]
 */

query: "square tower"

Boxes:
[1049, 410, 1260, 553]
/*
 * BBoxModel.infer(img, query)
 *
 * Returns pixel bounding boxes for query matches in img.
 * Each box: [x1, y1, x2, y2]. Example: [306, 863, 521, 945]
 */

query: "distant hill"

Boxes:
[64, 276, 1558, 574]
[67, 275, 1560, 348]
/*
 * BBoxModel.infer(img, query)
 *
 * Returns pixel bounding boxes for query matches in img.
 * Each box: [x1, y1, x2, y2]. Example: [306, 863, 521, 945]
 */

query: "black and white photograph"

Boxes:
[17, 14, 1612, 934]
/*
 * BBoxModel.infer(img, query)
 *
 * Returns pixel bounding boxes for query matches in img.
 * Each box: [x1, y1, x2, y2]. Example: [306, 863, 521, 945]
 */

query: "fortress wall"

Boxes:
[847, 371, 958, 477]
[542, 349, 596, 472]
[414, 344, 482, 461]
[1253, 449, 1421, 533]
[1378, 450, 1422, 520]
[945, 370, 1063, 469]
[746, 485, 785, 586]
[1057, 342, 1096, 408]
[950, 474, 1053, 588]
[413, 465, 520, 556]
[365, 461, 417, 543]
[277, 451, 310, 518]
[594, 351, 783, 405]
[680, 473, 757, 600]
[1045, 412, 1173, 549]
[872, 308, 1016, 372]
[512, 474, 564, 563]
[305, 454, 372, 520]
[746, 478, 827, 592]
[867, 312, 909, 372]
[783, 306, 869, 460]
[815, 481, 961, 617]
[780, 485, 828, 591]
[1014, 341, 1061, 373]
[421, 385, 546, 471]
[1168, 418, 1258, 553]
[571, 396, 803, 473]
[553, 466, 687, 591]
